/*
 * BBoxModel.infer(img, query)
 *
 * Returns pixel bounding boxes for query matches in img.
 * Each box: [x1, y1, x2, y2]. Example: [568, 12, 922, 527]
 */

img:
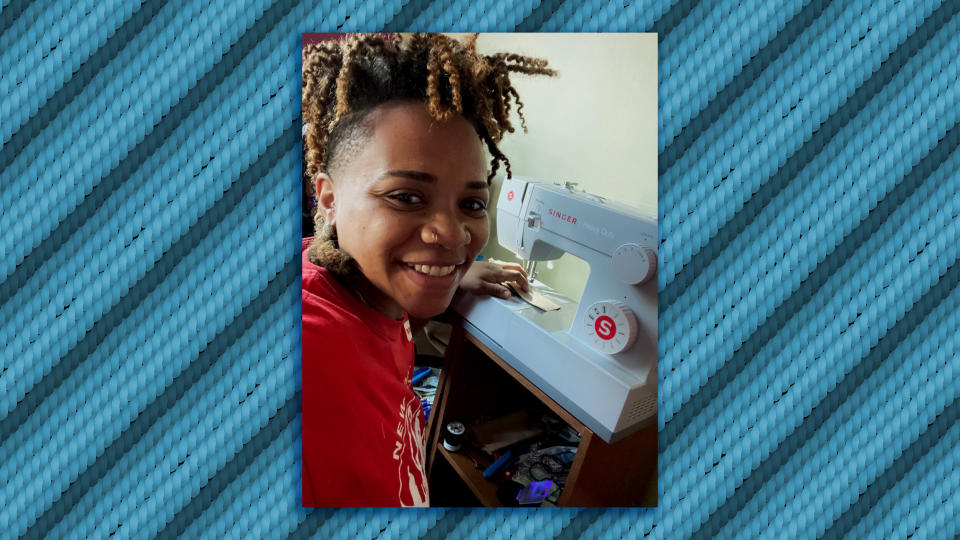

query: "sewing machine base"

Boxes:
[451, 288, 657, 443]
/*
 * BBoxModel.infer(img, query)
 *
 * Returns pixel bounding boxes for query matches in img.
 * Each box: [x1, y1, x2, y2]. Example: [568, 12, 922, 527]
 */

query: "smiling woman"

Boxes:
[315, 101, 490, 320]
[300, 33, 553, 507]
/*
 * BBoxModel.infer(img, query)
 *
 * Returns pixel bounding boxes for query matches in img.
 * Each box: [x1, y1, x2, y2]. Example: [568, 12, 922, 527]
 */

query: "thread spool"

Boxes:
[443, 421, 465, 452]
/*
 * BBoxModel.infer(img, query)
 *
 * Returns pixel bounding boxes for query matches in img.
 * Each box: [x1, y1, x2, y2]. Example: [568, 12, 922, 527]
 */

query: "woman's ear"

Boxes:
[315, 172, 336, 226]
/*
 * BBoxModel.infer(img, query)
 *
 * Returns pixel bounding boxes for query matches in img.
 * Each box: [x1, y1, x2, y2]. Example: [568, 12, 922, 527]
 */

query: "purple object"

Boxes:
[516, 480, 553, 505]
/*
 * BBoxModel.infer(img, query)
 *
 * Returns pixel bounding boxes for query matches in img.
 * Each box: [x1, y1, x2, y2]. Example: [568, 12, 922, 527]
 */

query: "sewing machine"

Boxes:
[452, 177, 657, 443]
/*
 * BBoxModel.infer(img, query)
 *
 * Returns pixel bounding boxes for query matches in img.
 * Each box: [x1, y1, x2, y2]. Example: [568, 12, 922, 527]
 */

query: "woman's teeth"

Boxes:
[407, 263, 456, 277]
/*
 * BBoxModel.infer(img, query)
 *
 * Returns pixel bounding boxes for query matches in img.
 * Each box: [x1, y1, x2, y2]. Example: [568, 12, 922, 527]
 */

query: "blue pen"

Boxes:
[412, 367, 431, 385]
[483, 449, 513, 480]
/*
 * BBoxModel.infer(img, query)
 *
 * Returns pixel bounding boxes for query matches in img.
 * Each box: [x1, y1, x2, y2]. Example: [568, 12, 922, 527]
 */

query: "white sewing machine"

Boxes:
[452, 177, 657, 443]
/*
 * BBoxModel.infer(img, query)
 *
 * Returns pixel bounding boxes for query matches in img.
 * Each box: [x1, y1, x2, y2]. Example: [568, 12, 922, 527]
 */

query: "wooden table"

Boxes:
[425, 318, 657, 507]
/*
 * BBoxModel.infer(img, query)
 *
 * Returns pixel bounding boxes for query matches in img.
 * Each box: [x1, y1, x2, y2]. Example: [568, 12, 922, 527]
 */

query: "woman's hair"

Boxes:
[302, 33, 555, 273]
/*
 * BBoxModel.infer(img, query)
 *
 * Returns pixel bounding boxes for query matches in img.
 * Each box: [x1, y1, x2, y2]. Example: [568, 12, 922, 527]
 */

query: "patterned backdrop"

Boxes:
[2, 0, 959, 538]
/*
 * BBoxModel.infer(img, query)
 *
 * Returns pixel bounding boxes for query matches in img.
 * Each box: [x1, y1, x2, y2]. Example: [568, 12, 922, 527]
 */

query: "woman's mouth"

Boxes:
[400, 260, 465, 289]
[405, 263, 458, 277]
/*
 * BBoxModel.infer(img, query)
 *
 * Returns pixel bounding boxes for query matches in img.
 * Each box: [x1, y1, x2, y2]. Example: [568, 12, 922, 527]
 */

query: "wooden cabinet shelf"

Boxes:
[425, 317, 657, 507]
[437, 445, 501, 507]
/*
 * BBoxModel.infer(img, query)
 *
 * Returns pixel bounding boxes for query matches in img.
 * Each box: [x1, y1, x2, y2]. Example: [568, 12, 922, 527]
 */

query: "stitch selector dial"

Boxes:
[612, 243, 656, 285]
[583, 301, 639, 354]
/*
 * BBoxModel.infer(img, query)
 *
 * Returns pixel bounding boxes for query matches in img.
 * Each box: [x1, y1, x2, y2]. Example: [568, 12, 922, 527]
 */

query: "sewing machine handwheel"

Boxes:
[583, 301, 639, 355]
[612, 244, 656, 285]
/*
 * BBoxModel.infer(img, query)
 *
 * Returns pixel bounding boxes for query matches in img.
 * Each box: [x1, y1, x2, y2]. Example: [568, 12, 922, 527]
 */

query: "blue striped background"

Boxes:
[2, 1, 959, 538]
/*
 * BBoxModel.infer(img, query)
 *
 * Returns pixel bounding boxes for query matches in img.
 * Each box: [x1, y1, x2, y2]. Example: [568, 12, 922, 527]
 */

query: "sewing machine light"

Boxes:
[582, 300, 639, 354]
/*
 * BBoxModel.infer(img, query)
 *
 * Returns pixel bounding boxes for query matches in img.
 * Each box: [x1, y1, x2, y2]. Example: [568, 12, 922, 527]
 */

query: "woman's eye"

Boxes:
[388, 192, 423, 205]
[462, 199, 487, 213]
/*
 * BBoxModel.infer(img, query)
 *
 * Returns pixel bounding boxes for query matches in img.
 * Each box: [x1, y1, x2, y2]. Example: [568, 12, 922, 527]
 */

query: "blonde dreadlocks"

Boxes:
[302, 33, 555, 274]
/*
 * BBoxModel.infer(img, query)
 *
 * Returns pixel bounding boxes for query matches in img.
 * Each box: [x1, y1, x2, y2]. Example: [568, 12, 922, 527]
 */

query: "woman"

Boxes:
[301, 33, 554, 507]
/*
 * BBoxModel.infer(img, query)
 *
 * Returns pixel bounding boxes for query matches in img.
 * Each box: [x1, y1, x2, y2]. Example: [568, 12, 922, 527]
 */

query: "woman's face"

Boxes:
[317, 101, 490, 319]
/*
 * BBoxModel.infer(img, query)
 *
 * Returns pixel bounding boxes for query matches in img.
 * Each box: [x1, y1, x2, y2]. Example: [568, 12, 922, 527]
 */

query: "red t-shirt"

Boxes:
[301, 238, 429, 507]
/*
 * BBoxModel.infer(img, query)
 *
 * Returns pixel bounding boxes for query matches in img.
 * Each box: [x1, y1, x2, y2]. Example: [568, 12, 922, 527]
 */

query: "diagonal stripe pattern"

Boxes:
[1, 1, 958, 538]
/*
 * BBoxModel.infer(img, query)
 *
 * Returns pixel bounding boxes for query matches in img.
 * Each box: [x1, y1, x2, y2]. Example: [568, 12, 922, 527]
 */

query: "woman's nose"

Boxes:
[422, 213, 471, 249]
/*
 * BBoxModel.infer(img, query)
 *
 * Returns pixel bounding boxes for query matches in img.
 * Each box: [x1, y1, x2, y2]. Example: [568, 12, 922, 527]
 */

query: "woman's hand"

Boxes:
[460, 260, 530, 299]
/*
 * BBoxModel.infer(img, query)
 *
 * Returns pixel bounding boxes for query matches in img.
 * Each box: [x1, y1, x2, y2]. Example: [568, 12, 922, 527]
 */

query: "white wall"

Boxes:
[455, 33, 658, 301]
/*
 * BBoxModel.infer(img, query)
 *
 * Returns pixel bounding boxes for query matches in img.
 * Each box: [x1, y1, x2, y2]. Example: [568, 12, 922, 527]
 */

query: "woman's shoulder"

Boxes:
[301, 236, 410, 346]
[303, 238, 352, 315]
[303, 261, 351, 318]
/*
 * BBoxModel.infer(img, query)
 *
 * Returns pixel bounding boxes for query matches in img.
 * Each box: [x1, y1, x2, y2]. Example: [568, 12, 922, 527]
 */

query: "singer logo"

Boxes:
[507, 190, 514, 201]
[548, 208, 577, 224]
[595, 315, 616, 340]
